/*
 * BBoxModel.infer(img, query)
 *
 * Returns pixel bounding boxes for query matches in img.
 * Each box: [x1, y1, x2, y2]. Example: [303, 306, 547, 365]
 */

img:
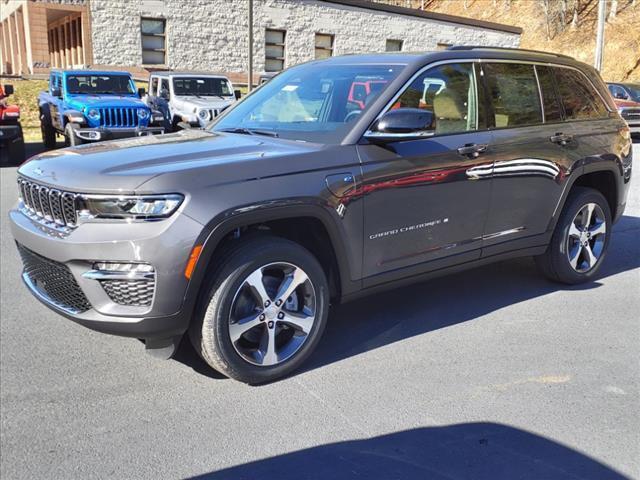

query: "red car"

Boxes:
[607, 82, 640, 136]
[0, 84, 25, 166]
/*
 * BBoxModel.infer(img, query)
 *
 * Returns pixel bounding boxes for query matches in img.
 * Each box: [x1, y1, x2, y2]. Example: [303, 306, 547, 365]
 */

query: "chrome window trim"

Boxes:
[364, 57, 612, 140]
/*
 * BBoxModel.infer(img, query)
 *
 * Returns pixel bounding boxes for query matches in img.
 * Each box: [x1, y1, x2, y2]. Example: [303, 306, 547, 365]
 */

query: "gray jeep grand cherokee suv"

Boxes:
[10, 47, 633, 383]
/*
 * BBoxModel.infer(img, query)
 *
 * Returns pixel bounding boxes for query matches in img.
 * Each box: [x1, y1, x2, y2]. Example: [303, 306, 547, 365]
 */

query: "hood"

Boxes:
[66, 94, 148, 110]
[175, 95, 235, 109]
[613, 98, 640, 108]
[18, 129, 324, 193]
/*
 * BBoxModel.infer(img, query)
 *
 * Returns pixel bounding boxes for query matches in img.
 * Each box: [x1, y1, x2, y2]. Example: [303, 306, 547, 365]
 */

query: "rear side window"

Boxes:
[554, 68, 609, 120]
[535, 66, 563, 123]
[484, 63, 542, 128]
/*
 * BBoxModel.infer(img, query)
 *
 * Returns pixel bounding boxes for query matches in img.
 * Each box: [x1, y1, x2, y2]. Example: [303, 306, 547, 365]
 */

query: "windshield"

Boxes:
[66, 75, 135, 95]
[212, 63, 403, 143]
[625, 84, 640, 102]
[173, 77, 233, 97]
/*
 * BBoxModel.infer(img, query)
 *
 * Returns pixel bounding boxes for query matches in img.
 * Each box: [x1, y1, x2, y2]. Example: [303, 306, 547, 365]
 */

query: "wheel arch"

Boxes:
[179, 203, 358, 323]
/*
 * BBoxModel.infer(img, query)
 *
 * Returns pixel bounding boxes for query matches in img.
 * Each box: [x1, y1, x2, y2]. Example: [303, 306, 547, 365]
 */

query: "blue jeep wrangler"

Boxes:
[38, 70, 164, 147]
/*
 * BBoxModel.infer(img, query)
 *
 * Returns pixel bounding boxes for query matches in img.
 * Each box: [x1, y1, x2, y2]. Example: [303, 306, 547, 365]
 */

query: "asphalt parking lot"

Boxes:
[1, 142, 639, 479]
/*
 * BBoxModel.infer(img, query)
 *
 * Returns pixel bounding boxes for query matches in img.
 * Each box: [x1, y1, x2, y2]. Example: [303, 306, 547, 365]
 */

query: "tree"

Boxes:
[571, 0, 580, 28]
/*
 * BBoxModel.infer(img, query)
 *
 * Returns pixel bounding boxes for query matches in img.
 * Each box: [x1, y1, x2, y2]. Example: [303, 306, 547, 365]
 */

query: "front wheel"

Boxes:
[535, 187, 611, 284]
[64, 122, 84, 147]
[190, 236, 330, 384]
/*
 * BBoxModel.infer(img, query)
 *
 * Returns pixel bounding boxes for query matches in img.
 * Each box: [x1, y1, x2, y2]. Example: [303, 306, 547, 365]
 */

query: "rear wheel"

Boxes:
[535, 187, 611, 284]
[189, 236, 329, 384]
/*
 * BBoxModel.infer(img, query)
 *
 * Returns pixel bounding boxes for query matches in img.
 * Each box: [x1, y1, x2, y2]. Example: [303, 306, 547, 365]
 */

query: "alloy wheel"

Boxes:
[566, 202, 607, 273]
[228, 262, 316, 366]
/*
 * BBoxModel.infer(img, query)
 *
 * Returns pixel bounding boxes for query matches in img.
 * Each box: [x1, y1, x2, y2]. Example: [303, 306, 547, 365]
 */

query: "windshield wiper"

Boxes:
[218, 127, 279, 138]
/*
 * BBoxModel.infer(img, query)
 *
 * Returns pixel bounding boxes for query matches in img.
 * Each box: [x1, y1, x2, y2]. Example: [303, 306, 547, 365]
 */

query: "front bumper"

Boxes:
[0, 124, 23, 143]
[9, 204, 203, 339]
[74, 126, 165, 142]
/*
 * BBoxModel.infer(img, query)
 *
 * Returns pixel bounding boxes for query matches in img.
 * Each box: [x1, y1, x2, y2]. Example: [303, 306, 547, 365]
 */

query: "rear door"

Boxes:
[359, 61, 494, 280]
[480, 62, 579, 255]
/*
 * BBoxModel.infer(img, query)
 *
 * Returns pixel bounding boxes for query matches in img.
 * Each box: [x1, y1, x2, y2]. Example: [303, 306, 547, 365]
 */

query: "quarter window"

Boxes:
[535, 66, 563, 123]
[265, 29, 285, 72]
[160, 78, 170, 99]
[554, 68, 609, 120]
[386, 39, 403, 52]
[394, 62, 479, 135]
[150, 77, 158, 96]
[484, 63, 542, 128]
[141, 18, 166, 65]
[315, 33, 334, 59]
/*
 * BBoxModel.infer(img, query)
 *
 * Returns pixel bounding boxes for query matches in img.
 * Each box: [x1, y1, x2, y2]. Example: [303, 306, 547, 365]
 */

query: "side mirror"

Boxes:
[3, 84, 14, 96]
[366, 108, 435, 141]
[52, 87, 62, 98]
[234, 89, 242, 100]
[138, 87, 146, 98]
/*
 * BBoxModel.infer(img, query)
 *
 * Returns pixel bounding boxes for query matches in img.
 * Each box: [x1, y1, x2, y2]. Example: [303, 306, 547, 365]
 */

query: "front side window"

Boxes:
[484, 63, 542, 128]
[65, 75, 135, 95]
[265, 29, 285, 72]
[624, 84, 640, 102]
[212, 63, 402, 143]
[554, 67, 609, 120]
[536, 65, 563, 123]
[315, 34, 334, 59]
[160, 79, 170, 99]
[172, 77, 232, 97]
[141, 18, 166, 65]
[393, 62, 479, 135]
[608, 84, 627, 100]
[150, 77, 158, 96]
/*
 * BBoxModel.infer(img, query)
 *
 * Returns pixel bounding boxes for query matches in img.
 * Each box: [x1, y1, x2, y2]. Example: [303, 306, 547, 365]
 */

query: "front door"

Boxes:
[359, 61, 494, 281]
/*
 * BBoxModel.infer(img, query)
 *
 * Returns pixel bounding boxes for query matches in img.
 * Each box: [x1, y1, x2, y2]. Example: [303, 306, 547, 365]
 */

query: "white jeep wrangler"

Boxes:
[146, 72, 240, 131]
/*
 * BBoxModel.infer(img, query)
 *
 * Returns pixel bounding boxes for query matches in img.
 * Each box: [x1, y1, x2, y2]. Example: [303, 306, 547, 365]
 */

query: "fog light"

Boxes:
[76, 130, 101, 141]
[94, 262, 154, 273]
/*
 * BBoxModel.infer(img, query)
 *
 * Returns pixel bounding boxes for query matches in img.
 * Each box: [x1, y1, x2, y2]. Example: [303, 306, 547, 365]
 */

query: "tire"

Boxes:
[40, 115, 57, 149]
[64, 122, 83, 147]
[189, 236, 330, 384]
[535, 187, 612, 284]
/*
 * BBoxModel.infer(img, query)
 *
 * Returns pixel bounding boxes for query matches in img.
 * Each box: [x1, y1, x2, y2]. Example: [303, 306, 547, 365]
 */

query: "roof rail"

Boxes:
[447, 45, 573, 60]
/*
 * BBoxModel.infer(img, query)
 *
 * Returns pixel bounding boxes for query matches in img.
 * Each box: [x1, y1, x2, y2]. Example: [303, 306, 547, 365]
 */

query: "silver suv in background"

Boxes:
[146, 72, 240, 131]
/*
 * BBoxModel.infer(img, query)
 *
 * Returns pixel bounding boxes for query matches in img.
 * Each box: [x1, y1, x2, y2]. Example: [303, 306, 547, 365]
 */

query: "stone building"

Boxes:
[1, 0, 521, 83]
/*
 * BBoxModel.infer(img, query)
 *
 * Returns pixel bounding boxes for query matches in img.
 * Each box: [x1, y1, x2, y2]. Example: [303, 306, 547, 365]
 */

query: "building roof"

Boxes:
[322, 0, 523, 35]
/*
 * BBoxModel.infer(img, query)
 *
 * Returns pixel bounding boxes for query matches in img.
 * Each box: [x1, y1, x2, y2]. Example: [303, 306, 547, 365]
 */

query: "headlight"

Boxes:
[87, 108, 100, 120]
[137, 108, 150, 119]
[77, 194, 184, 221]
[198, 109, 210, 121]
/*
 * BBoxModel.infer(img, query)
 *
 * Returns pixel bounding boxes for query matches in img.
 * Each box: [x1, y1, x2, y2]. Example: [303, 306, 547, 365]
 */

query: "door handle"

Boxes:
[457, 143, 488, 158]
[550, 132, 574, 146]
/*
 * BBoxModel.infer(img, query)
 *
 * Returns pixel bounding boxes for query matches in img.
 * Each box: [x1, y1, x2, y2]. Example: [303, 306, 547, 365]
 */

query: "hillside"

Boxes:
[375, 0, 639, 82]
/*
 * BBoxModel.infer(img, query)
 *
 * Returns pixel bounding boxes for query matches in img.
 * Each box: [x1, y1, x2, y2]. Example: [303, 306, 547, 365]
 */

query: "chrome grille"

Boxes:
[621, 108, 640, 120]
[98, 107, 139, 128]
[18, 177, 77, 228]
[100, 279, 155, 307]
[17, 243, 92, 313]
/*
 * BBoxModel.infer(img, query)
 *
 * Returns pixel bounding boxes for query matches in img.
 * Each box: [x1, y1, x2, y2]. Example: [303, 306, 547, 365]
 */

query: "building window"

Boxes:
[265, 29, 285, 72]
[141, 18, 166, 65]
[315, 33, 334, 59]
[386, 39, 403, 52]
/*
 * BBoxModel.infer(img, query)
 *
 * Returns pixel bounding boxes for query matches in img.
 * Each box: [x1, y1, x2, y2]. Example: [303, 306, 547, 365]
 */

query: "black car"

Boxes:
[11, 47, 633, 383]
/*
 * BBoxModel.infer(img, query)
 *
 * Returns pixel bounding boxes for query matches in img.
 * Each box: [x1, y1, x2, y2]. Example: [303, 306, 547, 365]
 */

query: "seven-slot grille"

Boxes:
[97, 107, 140, 128]
[18, 177, 78, 227]
[17, 244, 92, 313]
[621, 108, 640, 120]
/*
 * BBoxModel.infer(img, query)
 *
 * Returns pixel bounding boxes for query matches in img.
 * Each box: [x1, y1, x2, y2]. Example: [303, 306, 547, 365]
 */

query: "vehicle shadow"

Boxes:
[186, 422, 631, 479]
[173, 215, 640, 380]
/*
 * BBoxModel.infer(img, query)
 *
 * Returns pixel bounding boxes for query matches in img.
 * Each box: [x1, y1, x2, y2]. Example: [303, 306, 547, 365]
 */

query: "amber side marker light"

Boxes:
[184, 245, 203, 279]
